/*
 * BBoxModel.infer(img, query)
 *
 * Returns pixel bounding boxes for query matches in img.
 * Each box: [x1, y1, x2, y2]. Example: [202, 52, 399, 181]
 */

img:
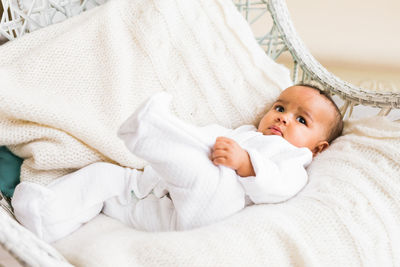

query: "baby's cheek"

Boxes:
[284, 131, 306, 148]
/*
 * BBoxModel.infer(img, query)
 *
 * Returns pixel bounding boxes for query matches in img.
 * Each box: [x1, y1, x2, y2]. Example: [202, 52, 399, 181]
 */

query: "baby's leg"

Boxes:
[104, 193, 176, 232]
[118, 92, 224, 186]
[102, 165, 167, 229]
[12, 162, 141, 243]
[118, 93, 245, 229]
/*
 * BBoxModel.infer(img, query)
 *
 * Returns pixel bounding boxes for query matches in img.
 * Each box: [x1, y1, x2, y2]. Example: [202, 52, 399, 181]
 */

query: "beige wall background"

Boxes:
[256, 0, 400, 90]
[286, 0, 399, 68]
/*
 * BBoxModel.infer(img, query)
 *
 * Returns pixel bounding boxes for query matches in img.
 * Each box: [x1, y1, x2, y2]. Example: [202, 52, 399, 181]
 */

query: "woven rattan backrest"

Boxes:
[0, 0, 105, 40]
[234, 0, 400, 117]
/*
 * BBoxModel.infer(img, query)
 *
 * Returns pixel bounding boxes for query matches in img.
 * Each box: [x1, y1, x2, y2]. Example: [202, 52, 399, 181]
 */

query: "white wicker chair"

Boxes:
[0, 0, 398, 265]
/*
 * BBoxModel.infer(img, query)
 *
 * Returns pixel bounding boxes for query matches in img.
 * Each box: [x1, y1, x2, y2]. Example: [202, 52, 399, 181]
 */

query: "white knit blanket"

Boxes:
[54, 116, 400, 266]
[0, 0, 291, 185]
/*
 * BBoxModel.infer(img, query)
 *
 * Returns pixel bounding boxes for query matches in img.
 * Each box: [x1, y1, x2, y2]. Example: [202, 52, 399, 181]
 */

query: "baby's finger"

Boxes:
[212, 156, 227, 165]
[213, 142, 229, 151]
[214, 137, 235, 150]
[216, 136, 234, 144]
[212, 149, 229, 159]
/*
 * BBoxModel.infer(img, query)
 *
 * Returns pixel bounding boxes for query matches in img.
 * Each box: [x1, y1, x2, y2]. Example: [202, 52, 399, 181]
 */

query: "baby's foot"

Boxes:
[118, 92, 173, 153]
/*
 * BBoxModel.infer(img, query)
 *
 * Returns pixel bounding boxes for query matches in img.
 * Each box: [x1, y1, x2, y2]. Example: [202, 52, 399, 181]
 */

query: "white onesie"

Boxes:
[12, 92, 312, 243]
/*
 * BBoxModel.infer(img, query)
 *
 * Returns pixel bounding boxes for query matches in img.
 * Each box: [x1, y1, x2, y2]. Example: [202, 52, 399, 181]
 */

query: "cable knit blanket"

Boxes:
[54, 116, 400, 266]
[0, 0, 291, 185]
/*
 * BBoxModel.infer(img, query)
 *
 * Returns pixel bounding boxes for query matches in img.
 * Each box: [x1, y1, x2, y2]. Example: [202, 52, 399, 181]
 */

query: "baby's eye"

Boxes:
[274, 105, 284, 112]
[297, 116, 307, 125]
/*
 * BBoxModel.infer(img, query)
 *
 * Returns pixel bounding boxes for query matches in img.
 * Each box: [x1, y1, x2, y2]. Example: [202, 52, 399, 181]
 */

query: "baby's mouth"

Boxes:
[268, 126, 283, 136]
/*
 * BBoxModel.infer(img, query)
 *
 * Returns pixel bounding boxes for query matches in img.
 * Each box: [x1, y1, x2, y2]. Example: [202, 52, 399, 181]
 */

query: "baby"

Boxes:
[12, 84, 343, 243]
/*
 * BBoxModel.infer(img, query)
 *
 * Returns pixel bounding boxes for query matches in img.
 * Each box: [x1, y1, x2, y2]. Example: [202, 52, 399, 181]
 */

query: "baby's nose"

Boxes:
[277, 115, 287, 124]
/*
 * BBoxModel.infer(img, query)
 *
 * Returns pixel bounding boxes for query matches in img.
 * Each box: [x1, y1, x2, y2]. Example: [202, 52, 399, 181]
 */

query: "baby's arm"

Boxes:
[211, 137, 255, 177]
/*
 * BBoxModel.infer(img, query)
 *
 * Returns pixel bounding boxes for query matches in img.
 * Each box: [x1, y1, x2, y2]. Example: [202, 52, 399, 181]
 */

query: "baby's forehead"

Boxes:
[278, 87, 337, 118]
[277, 87, 330, 106]
[280, 85, 322, 97]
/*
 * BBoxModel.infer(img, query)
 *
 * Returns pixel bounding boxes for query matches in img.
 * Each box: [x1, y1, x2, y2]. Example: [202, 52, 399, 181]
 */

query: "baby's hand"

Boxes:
[211, 137, 255, 177]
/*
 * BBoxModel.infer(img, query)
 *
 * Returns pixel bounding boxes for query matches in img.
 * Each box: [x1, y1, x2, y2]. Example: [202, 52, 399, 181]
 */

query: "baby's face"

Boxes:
[258, 85, 336, 155]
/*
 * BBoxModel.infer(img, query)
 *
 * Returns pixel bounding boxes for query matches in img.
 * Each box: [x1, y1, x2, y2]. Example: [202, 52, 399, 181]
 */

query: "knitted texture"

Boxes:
[54, 116, 400, 266]
[0, 0, 292, 185]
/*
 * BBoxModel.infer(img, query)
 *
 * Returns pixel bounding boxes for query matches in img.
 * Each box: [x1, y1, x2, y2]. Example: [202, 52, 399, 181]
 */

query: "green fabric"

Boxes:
[0, 146, 22, 198]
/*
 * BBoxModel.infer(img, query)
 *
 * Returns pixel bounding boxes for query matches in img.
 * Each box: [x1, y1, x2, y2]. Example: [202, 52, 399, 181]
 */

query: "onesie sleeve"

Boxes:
[238, 145, 312, 204]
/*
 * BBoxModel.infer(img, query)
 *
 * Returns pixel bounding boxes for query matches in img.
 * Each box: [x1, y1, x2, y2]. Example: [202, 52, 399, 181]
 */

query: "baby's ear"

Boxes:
[312, 141, 329, 157]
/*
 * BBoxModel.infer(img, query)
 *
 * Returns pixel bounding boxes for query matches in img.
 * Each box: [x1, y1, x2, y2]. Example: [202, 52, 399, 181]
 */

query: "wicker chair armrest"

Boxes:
[0, 193, 72, 267]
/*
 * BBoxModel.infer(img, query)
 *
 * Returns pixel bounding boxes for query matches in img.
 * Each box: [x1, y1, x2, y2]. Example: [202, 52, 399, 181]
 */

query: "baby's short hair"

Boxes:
[296, 83, 344, 143]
